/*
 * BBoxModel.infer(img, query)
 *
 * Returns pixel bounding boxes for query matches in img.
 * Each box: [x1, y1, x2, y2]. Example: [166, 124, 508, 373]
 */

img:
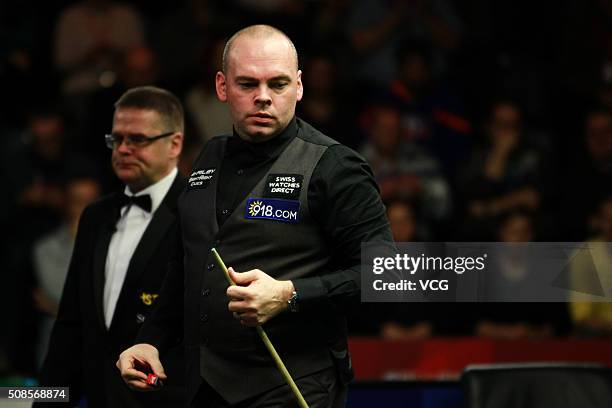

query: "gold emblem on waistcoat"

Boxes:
[139, 292, 159, 306]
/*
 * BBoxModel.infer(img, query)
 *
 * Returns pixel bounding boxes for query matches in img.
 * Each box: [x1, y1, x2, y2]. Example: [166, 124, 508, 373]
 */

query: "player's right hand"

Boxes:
[116, 343, 167, 391]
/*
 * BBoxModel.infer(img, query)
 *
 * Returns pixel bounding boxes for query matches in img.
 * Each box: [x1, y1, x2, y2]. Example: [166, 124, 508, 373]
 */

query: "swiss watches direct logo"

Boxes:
[245, 198, 300, 223]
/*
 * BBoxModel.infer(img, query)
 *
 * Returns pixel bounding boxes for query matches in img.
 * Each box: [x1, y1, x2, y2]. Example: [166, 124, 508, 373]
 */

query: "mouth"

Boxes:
[249, 112, 275, 121]
[114, 161, 139, 169]
[252, 111, 273, 118]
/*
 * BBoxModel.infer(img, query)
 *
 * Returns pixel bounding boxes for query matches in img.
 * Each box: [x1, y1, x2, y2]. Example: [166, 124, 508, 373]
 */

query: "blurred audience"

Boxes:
[570, 196, 612, 338]
[2, 108, 94, 242]
[475, 211, 571, 339]
[379, 199, 433, 341]
[387, 199, 418, 243]
[0, 107, 97, 376]
[154, 0, 232, 93]
[458, 100, 551, 240]
[32, 177, 101, 368]
[563, 108, 612, 240]
[298, 53, 357, 147]
[54, 0, 144, 95]
[384, 40, 472, 176]
[361, 104, 452, 238]
[344, 0, 462, 88]
[185, 37, 233, 143]
[54, 0, 145, 137]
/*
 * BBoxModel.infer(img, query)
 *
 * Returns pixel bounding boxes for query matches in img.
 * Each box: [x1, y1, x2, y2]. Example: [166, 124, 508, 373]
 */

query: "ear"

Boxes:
[169, 132, 183, 160]
[216, 71, 228, 102]
[296, 69, 303, 102]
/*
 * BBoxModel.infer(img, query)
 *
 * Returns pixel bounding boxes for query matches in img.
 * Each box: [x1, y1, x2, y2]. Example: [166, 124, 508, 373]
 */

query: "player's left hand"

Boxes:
[226, 268, 294, 327]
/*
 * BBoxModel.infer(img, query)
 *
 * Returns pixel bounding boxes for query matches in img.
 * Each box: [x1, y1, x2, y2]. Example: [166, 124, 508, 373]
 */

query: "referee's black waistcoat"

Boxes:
[179, 121, 349, 404]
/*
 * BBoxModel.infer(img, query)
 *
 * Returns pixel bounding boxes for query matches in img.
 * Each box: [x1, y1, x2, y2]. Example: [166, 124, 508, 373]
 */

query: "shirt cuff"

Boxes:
[291, 276, 328, 310]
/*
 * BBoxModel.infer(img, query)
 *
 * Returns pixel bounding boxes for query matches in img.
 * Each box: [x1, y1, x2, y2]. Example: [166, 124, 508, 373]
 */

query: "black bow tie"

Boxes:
[118, 193, 152, 213]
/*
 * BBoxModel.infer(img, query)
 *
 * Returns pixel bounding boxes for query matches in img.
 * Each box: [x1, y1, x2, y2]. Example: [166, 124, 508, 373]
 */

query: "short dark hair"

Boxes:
[114, 86, 184, 133]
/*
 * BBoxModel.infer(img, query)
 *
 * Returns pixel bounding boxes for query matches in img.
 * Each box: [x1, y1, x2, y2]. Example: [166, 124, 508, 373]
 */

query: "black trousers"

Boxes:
[191, 367, 347, 408]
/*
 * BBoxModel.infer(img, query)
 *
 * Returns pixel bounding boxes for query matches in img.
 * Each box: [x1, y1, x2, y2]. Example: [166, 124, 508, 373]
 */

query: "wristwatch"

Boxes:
[287, 290, 299, 313]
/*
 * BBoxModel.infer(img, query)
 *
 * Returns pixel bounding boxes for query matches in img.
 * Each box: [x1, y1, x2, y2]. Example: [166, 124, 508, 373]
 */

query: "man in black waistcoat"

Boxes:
[36, 86, 186, 407]
[117, 25, 392, 407]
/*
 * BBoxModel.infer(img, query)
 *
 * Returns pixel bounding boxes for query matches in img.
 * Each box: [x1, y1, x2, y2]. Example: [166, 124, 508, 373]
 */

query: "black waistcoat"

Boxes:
[179, 124, 342, 404]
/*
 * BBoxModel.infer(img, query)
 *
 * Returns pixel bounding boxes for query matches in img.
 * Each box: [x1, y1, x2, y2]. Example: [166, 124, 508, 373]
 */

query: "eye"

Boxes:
[129, 135, 148, 145]
[271, 82, 288, 90]
[238, 82, 257, 89]
[109, 134, 124, 146]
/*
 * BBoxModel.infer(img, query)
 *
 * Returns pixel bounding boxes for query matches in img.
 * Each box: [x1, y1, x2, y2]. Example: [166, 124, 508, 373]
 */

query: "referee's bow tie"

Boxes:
[118, 193, 152, 212]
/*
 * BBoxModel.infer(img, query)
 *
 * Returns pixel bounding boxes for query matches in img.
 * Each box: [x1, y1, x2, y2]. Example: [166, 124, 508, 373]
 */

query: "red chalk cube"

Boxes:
[146, 373, 159, 386]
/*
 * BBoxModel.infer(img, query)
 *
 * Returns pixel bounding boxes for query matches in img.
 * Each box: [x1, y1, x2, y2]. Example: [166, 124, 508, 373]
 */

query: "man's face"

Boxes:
[387, 202, 416, 242]
[111, 108, 181, 192]
[371, 107, 401, 156]
[215, 35, 303, 142]
[489, 104, 521, 148]
[499, 214, 533, 243]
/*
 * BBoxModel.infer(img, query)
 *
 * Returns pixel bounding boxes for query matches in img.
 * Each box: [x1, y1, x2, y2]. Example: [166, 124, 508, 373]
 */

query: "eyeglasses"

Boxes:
[104, 131, 175, 149]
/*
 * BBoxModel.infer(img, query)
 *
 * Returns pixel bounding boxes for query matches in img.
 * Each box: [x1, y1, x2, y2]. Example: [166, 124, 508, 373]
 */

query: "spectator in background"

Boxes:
[378, 199, 433, 341]
[344, 0, 409, 88]
[298, 53, 357, 148]
[0, 107, 95, 375]
[563, 108, 612, 240]
[570, 196, 612, 338]
[459, 100, 549, 240]
[475, 210, 570, 339]
[385, 41, 472, 176]
[2, 107, 93, 242]
[344, 0, 463, 88]
[32, 177, 101, 368]
[387, 199, 418, 243]
[54, 0, 144, 95]
[155, 0, 232, 93]
[309, 0, 352, 61]
[54, 0, 145, 134]
[185, 37, 233, 143]
[361, 104, 451, 238]
[117, 46, 161, 90]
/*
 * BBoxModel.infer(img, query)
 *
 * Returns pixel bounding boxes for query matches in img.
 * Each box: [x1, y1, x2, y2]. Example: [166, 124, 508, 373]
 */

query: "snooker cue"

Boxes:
[211, 248, 309, 408]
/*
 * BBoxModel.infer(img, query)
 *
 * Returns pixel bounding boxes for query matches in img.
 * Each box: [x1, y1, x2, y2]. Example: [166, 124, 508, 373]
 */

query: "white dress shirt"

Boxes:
[103, 167, 178, 328]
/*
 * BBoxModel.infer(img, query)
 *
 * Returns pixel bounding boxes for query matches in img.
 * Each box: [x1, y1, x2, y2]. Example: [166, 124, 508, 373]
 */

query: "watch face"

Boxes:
[289, 291, 299, 312]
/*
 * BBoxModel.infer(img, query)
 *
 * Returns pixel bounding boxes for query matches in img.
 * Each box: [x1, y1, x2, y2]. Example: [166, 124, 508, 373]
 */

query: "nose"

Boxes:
[254, 85, 272, 106]
[116, 137, 133, 154]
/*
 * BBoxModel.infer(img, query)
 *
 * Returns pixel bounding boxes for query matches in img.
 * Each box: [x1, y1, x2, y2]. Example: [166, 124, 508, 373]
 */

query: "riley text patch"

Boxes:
[189, 168, 216, 189]
[245, 198, 300, 223]
[263, 174, 303, 199]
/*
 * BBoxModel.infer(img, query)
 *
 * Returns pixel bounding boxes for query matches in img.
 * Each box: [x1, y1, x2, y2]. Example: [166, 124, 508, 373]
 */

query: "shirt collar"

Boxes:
[226, 117, 297, 160]
[124, 167, 177, 214]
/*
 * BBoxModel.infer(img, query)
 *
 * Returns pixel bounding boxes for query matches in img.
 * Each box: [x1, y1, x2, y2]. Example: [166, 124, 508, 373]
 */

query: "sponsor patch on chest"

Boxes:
[263, 174, 303, 199]
[188, 167, 216, 189]
[245, 198, 300, 223]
